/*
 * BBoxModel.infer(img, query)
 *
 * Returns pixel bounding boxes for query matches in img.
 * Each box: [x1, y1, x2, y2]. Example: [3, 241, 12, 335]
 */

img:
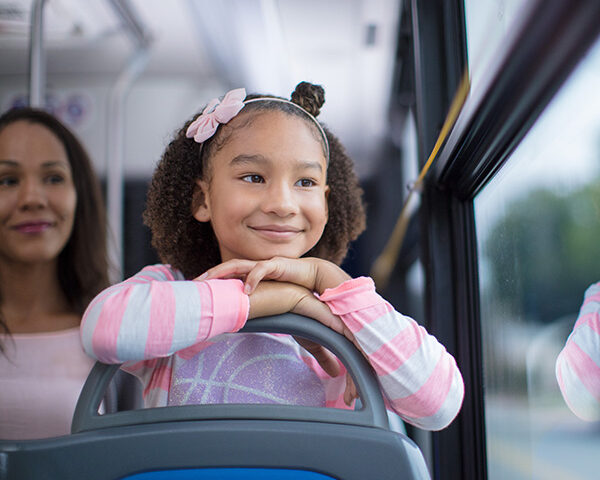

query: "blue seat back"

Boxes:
[0, 314, 430, 480]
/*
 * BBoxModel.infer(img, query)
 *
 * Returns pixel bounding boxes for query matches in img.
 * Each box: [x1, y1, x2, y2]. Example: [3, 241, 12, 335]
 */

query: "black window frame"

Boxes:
[401, 0, 600, 479]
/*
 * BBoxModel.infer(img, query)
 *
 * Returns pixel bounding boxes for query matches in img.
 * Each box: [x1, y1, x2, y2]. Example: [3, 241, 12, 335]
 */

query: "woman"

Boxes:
[0, 107, 126, 440]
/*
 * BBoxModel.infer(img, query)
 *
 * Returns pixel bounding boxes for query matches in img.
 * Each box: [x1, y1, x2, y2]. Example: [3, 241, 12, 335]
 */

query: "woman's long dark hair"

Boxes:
[0, 107, 110, 346]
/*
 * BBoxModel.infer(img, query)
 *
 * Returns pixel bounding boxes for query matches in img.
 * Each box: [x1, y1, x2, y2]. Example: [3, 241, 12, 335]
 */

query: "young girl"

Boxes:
[81, 82, 464, 431]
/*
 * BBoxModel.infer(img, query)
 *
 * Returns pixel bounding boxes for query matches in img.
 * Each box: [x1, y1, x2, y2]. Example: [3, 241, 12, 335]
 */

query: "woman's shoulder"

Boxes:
[0, 326, 92, 368]
[0, 326, 81, 343]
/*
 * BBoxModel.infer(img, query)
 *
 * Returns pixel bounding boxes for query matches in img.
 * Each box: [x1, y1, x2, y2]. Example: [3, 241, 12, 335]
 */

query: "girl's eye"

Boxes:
[296, 178, 316, 187]
[242, 174, 264, 184]
[0, 176, 18, 187]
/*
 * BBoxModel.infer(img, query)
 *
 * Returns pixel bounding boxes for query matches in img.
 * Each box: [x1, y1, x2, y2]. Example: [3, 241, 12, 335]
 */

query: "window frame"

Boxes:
[404, 0, 600, 479]
[433, 0, 600, 199]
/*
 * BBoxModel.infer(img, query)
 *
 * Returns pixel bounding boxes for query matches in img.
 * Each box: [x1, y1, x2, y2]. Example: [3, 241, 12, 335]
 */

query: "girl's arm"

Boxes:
[81, 264, 345, 369]
[555, 282, 600, 421]
[202, 258, 464, 430]
[81, 264, 348, 407]
[80, 264, 249, 364]
[199, 257, 355, 380]
[317, 276, 465, 431]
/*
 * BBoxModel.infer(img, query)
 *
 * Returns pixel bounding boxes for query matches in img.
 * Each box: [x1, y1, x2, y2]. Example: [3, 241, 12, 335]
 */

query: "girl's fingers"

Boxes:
[243, 260, 286, 294]
[199, 257, 317, 296]
[197, 259, 257, 281]
[344, 372, 359, 406]
[293, 337, 341, 377]
[205, 258, 287, 294]
[198, 258, 280, 289]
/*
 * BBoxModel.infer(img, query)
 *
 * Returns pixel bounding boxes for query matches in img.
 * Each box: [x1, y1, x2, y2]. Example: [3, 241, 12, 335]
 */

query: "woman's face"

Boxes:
[194, 110, 329, 262]
[0, 120, 77, 267]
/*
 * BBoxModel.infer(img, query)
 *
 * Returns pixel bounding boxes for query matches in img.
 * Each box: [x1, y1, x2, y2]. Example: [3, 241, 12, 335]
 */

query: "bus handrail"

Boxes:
[72, 312, 391, 433]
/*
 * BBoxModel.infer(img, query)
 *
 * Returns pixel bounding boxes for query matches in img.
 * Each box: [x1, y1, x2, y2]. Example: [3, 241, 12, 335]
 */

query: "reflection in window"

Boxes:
[474, 39, 600, 480]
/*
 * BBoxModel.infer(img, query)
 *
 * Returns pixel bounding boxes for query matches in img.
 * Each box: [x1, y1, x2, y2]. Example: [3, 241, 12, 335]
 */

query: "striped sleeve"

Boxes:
[555, 282, 600, 421]
[318, 276, 464, 431]
[80, 264, 250, 364]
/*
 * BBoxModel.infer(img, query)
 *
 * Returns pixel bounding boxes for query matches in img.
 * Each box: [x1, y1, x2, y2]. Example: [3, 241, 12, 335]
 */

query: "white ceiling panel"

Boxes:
[0, 0, 402, 175]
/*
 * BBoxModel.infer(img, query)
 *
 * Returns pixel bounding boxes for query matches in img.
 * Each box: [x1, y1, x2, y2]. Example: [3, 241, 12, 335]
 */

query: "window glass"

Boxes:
[464, 0, 529, 93]
[474, 39, 600, 480]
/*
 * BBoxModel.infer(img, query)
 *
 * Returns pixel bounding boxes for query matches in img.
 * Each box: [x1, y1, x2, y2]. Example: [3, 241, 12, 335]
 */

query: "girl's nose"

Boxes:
[262, 183, 299, 217]
[18, 179, 47, 210]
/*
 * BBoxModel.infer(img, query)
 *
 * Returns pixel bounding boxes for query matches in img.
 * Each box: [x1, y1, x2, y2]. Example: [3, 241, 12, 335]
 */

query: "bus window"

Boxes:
[464, 0, 529, 94]
[474, 38, 600, 480]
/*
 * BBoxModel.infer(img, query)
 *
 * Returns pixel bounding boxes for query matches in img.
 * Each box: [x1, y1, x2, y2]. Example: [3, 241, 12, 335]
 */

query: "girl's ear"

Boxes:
[192, 179, 211, 222]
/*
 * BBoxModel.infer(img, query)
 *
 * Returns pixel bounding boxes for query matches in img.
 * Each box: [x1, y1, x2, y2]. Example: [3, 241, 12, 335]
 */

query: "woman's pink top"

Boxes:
[0, 327, 95, 440]
[81, 264, 464, 431]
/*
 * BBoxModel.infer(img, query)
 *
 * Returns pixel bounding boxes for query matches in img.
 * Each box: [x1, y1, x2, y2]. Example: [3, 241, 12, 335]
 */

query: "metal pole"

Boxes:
[105, 46, 150, 282]
[105, 0, 152, 281]
[29, 0, 47, 107]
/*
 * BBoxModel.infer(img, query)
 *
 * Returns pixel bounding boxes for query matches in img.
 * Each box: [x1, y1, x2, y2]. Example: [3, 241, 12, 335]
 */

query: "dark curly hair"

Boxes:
[144, 81, 366, 279]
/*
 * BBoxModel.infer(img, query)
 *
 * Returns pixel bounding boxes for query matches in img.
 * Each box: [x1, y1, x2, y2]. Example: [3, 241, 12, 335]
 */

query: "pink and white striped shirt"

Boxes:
[81, 264, 464, 430]
[556, 282, 600, 421]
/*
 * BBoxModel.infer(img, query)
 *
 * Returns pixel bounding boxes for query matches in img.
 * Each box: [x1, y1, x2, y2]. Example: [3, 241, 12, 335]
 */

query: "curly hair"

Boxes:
[144, 82, 366, 279]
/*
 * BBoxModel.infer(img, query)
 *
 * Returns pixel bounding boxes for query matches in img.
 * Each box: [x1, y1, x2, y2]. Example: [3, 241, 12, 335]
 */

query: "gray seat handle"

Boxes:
[72, 313, 390, 433]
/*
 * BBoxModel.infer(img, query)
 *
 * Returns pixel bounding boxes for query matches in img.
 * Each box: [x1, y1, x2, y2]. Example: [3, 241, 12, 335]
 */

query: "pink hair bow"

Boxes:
[186, 88, 247, 143]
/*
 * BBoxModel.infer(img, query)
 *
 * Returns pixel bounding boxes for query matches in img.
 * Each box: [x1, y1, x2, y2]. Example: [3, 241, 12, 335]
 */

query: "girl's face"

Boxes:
[0, 121, 77, 267]
[194, 110, 329, 262]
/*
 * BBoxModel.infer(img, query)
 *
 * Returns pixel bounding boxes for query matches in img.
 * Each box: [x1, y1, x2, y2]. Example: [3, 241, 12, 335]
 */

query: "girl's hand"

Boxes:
[247, 280, 358, 405]
[247, 280, 352, 338]
[198, 257, 351, 295]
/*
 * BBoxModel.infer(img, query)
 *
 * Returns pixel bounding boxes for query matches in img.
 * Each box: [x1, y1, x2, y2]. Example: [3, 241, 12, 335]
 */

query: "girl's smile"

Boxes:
[249, 224, 303, 239]
[193, 110, 329, 262]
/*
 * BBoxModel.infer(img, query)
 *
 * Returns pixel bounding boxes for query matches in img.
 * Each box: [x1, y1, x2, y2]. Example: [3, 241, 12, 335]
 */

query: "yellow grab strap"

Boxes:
[370, 70, 471, 288]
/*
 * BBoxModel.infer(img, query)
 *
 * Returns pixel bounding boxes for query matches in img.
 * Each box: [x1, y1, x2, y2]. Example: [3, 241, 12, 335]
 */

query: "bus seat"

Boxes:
[0, 313, 430, 480]
[104, 368, 144, 413]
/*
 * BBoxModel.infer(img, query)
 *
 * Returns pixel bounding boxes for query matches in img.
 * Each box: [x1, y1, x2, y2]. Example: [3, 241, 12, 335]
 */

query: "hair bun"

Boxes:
[291, 82, 325, 117]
